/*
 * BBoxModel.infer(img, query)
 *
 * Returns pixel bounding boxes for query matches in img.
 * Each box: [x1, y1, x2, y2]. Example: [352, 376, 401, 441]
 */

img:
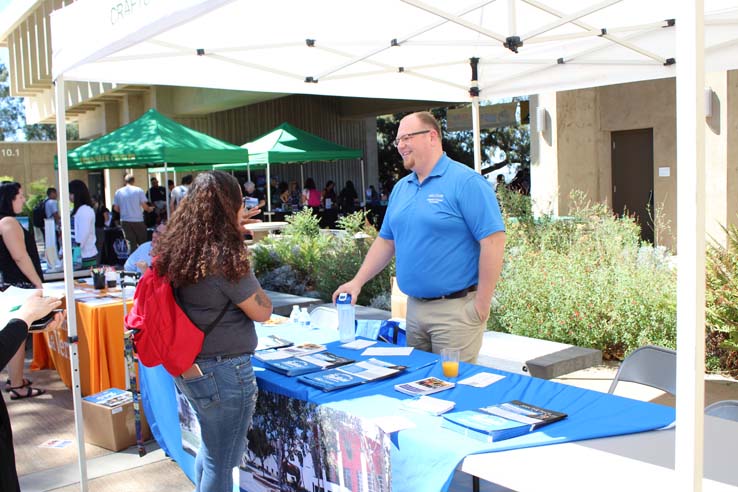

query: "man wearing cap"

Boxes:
[333, 111, 505, 363]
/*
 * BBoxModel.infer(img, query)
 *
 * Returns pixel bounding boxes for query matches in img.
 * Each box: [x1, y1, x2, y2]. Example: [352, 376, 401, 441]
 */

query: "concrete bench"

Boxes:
[476, 331, 602, 380]
[265, 290, 322, 317]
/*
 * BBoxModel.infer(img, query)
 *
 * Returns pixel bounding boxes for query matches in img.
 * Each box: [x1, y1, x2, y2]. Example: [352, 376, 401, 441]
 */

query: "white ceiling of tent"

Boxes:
[52, 0, 738, 103]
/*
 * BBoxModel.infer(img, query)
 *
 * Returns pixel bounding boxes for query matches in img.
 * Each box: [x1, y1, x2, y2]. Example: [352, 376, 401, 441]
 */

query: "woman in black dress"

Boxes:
[0, 182, 46, 399]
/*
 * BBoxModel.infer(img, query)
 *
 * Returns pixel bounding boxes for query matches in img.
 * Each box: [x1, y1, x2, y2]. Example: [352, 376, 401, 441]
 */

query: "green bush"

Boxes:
[490, 192, 677, 360]
[706, 224, 738, 375]
[250, 208, 332, 293]
[315, 211, 395, 306]
[250, 209, 394, 303]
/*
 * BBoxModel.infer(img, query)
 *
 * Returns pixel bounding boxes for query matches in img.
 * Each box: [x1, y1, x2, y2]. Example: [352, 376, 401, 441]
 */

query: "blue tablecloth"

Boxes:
[139, 324, 676, 491]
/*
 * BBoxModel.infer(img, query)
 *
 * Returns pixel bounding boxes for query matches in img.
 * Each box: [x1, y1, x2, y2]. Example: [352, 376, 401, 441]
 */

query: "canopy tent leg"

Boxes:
[360, 159, 366, 212]
[470, 57, 482, 174]
[247, 163, 251, 182]
[54, 75, 89, 492]
[265, 161, 272, 222]
[300, 164, 304, 192]
[675, 0, 706, 489]
[164, 164, 171, 220]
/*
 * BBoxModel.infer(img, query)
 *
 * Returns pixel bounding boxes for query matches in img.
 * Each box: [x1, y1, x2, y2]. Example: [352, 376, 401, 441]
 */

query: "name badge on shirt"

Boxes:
[427, 193, 444, 204]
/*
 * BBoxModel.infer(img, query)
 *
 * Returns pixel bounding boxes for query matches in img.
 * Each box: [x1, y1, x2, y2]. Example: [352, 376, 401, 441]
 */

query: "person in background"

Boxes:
[243, 181, 265, 221]
[281, 181, 301, 210]
[124, 222, 167, 274]
[0, 182, 46, 399]
[269, 177, 281, 211]
[301, 178, 321, 213]
[322, 180, 337, 210]
[1, 292, 65, 492]
[366, 185, 380, 206]
[147, 177, 167, 225]
[113, 174, 153, 254]
[91, 195, 110, 266]
[170, 175, 193, 213]
[338, 180, 358, 214]
[69, 180, 98, 268]
[333, 111, 506, 363]
[153, 171, 271, 492]
[44, 187, 61, 238]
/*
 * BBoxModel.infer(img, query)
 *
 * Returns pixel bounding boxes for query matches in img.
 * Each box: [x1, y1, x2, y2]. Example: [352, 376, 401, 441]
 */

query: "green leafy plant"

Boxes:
[491, 191, 677, 360]
[706, 224, 738, 375]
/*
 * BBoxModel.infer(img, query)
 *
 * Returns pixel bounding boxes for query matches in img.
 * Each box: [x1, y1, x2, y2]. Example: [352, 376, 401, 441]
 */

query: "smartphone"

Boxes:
[181, 363, 203, 380]
[29, 309, 64, 330]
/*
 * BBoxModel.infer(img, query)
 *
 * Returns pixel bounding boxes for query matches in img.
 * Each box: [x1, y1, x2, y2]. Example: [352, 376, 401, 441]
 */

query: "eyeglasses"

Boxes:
[393, 129, 431, 146]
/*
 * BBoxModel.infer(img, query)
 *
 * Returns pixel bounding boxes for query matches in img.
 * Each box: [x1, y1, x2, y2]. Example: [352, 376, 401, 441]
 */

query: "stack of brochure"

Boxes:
[259, 350, 354, 377]
[298, 358, 407, 391]
[442, 400, 567, 442]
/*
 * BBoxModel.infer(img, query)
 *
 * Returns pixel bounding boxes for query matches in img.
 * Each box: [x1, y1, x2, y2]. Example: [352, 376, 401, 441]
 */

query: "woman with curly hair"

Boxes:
[153, 171, 271, 492]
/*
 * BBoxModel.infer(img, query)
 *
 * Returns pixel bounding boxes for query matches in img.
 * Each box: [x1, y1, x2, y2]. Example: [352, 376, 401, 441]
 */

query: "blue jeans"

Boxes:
[174, 354, 258, 492]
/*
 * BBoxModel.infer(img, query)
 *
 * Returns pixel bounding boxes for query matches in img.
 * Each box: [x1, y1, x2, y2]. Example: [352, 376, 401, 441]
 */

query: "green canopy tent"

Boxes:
[214, 122, 362, 219]
[60, 108, 249, 217]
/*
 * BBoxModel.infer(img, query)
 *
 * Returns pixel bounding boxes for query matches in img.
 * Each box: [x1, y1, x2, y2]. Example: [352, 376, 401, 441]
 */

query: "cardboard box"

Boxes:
[391, 276, 408, 319]
[82, 388, 151, 451]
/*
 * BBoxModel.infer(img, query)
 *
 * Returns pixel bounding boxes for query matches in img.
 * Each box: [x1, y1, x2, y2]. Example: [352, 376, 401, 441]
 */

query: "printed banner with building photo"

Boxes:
[178, 388, 392, 491]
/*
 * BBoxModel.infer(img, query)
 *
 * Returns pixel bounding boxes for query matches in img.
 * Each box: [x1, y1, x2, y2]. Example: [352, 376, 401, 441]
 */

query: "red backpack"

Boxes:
[125, 265, 229, 376]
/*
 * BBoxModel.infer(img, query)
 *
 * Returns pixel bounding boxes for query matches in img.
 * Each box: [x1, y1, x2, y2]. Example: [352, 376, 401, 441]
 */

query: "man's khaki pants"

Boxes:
[406, 292, 486, 363]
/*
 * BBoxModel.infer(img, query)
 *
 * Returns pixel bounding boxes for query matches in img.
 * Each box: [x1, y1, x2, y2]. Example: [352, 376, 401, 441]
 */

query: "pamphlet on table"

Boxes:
[254, 342, 326, 361]
[260, 351, 354, 377]
[298, 358, 407, 391]
[442, 400, 567, 443]
[255, 334, 294, 352]
[401, 395, 456, 416]
[394, 376, 455, 396]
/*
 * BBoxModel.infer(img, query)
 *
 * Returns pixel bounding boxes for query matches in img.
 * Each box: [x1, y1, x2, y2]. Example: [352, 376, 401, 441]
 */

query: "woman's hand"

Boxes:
[14, 291, 62, 327]
[238, 206, 262, 231]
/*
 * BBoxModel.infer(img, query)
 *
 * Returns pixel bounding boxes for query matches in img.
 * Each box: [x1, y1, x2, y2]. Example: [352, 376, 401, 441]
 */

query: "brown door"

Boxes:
[611, 129, 654, 243]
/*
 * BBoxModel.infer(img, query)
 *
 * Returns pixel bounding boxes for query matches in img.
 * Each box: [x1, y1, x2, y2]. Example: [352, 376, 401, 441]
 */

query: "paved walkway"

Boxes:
[6, 347, 738, 491]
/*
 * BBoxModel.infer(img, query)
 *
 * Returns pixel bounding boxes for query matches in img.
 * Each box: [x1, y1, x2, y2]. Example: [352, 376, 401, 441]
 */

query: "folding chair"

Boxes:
[705, 400, 738, 422]
[309, 306, 339, 331]
[608, 345, 677, 396]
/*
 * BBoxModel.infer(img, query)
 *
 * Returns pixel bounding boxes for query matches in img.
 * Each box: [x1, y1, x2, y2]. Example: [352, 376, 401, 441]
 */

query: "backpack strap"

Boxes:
[173, 286, 231, 336]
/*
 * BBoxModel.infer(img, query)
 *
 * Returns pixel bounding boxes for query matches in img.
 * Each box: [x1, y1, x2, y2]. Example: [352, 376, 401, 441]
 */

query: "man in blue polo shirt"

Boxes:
[333, 111, 505, 362]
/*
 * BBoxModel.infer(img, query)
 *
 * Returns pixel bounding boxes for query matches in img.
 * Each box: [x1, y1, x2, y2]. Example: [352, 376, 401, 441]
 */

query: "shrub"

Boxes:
[315, 211, 395, 306]
[706, 224, 738, 375]
[490, 192, 677, 360]
[250, 208, 332, 293]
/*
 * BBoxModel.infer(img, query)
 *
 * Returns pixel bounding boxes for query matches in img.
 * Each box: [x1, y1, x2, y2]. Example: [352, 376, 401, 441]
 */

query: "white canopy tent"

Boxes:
[48, 0, 738, 490]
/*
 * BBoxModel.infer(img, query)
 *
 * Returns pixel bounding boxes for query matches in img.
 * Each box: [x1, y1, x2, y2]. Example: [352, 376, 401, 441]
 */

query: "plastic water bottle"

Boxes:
[336, 293, 356, 343]
[299, 308, 311, 330]
[289, 305, 300, 325]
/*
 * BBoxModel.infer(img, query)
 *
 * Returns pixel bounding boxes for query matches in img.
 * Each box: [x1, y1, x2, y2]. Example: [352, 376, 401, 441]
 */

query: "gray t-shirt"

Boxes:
[177, 271, 260, 358]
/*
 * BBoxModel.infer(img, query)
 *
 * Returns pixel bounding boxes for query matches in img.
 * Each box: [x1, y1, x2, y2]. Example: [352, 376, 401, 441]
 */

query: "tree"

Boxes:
[376, 100, 531, 190]
[0, 62, 79, 141]
[0, 64, 24, 141]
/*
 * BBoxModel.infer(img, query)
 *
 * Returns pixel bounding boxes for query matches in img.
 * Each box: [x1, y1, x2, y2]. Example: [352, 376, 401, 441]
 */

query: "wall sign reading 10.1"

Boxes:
[1, 148, 21, 158]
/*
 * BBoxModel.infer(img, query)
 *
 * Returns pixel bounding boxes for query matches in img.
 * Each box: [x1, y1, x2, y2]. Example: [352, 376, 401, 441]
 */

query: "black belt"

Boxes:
[196, 352, 250, 362]
[414, 285, 477, 302]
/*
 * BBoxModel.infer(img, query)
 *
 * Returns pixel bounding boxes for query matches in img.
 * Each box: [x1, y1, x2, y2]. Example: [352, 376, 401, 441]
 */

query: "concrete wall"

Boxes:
[0, 141, 87, 194]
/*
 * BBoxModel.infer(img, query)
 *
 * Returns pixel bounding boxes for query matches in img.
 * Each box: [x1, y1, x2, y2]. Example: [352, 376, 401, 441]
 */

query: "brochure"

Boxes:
[394, 376, 455, 396]
[442, 400, 567, 443]
[298, 358, 406, 391]
[254, 342, 326, 361]
[260, 351, 354, 377]
[82, 388, 133, 408]
[401, 395, 456, 416]
[255, 334, 293, 352]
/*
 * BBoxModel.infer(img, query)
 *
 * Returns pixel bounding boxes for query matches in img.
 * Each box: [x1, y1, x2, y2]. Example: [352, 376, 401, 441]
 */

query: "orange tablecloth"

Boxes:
[32, 298, 132, 396]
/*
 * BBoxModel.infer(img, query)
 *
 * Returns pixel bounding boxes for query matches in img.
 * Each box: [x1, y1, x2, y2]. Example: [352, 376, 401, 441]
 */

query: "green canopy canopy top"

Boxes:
[62, 108, 249, 170]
